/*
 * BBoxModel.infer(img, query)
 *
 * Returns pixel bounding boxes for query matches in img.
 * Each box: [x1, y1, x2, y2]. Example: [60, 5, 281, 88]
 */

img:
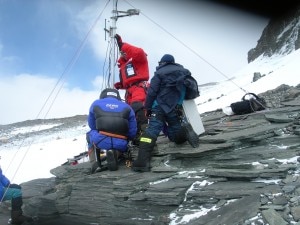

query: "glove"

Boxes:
[114, 82, 123, 90]
[115, 34, 123, 50]
[146, 109, 152, 118]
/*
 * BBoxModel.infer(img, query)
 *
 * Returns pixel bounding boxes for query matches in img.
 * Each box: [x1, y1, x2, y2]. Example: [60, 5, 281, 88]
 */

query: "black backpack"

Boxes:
[230, 93, 266, 115]
[184, 75, 200, 100]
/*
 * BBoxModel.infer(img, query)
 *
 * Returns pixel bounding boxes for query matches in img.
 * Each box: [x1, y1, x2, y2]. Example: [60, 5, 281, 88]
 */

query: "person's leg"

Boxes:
[181, 122, 200, 148]
[3, 188, 33, 224]
[132, 106, 164, 172]
[106, 149, 118, 171]
[131, 101, 148, 145]
[2, 187, 21, 201]
[91, 146, 109, 173]
[167, 107, 199, 148]
[87, 131, 110, 173]
[129, 84, 148, 144]
[86, 132, 96, 164]
[165, 109, 182, 142]
[88, 146, 96, 163]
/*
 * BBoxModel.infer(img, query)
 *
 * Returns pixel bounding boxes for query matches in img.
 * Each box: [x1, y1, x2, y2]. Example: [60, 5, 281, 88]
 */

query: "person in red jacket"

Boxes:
[114, 34, 149, 144]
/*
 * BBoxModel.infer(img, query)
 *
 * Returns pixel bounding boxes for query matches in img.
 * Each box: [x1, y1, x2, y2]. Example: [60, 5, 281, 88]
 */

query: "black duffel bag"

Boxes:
[230, 93, 266, 115]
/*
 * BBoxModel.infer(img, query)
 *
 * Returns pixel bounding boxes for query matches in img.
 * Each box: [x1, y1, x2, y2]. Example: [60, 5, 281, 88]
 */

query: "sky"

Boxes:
[1, 45, 300, 222]
[0, 0, 270, 125]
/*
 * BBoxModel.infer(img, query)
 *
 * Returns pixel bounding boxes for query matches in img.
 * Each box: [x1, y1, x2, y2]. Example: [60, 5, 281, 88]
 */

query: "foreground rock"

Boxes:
[1, 85, 299, 225]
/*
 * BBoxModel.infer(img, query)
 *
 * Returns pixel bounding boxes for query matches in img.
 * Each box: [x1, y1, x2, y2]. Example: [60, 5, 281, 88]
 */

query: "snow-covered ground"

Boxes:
[196, 50, 300, 113]
[0, 123, 89, 184]
[0, 49, 300, 225]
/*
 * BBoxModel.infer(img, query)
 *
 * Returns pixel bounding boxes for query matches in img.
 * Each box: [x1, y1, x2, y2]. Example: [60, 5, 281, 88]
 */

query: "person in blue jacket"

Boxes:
[132, 54, 199, 172]
[86, 88, 137, 172]
[0, 163, 34, 224]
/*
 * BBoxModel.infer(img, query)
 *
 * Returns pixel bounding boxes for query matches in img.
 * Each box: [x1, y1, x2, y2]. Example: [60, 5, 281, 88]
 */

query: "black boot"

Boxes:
[132, 134, 156, 172]
[132, 123, 148, 146]
[182, 122, 199, 148]
[91, 147, 107, 173]
[106, 150, 118, 171]
[11, 197, 34, 225]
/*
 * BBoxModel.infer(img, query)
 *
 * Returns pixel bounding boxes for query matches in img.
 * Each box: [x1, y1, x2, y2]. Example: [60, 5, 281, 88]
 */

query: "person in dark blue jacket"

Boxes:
[0, 164, 34, 224]
[132, 54, 199, 172]
[86, 88, 137, 172]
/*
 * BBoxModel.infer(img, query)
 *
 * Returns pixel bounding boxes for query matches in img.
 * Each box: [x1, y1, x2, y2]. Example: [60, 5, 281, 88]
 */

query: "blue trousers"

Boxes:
[146, 105, 181, 141]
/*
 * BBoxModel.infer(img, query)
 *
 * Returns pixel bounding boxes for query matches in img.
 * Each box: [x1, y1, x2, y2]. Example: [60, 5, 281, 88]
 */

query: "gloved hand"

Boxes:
[146, 109, 152, 118]
[114, 82, 123, 90]
[115, 34, 123, 50]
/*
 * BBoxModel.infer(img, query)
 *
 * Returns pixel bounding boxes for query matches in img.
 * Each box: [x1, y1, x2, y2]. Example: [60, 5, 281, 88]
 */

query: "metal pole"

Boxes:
[110, 0, 117, 88]
[108, 1, 139, 88]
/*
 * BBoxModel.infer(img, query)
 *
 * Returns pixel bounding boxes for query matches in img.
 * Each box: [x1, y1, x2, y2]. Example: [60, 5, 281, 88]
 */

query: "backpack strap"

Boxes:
[242, 93, 260, 101]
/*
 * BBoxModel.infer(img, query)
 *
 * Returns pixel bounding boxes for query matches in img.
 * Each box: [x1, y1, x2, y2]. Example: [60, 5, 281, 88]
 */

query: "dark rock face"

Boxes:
[0, 84, 299, 225]
[248, 4, 300, 63]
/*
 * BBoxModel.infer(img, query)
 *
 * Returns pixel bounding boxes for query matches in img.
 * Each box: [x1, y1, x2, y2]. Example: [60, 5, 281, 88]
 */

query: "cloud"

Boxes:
[0, 74, 98, 125]
[0, 0, 270, 125]
[72, 0, 269, 82]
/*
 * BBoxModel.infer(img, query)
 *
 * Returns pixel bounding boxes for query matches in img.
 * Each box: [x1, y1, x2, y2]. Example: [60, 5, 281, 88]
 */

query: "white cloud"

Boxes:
[0, 74, 98, 125]
[0, 0, 271, 125]
[72, 0, 268, 81]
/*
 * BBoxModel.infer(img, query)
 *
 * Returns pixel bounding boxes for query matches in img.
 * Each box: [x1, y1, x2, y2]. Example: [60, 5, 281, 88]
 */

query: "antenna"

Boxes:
[105, 0, 140, 88]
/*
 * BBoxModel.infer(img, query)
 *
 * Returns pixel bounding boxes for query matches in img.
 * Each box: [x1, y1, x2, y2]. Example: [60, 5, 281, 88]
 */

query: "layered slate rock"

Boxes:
[9, 93, 300, 225]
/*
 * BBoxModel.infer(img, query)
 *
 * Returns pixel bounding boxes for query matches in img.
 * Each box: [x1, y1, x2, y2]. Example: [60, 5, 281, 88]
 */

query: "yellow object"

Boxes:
[140, 137, 152, 143]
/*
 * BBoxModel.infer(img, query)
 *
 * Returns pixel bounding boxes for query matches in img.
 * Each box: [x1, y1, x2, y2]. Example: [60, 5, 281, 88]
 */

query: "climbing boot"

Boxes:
[11, 210, 34, 225]
[91, 161, 108, 173]
[132, 134, 156, 172]
[11, 197, 34, 225]
[174, 126, 189, 145]
[91, 148, 108, 173]
[106, 150, 118, 171]
[182, 122, 199, 148]
[133, 123, 148, 146]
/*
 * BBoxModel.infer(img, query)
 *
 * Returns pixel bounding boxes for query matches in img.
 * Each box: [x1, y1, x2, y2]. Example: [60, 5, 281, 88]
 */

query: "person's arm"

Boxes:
[0, 168, 11, 187]
[87, 103, 97, 130]
[121, 43, 147, 64]
[145, 74, 161, 110]
[115, 34, 123, 50]
[127, 108, 137, 140]
[115, 34, 147, 63]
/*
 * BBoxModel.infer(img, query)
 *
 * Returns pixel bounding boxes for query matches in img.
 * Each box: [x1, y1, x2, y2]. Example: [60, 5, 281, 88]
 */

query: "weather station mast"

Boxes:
[105, 0, 140, 88]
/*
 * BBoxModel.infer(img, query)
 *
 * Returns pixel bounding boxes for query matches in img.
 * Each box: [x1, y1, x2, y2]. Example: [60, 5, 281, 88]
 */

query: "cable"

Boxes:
[2, 0, 111, 189]
[102, 32, 120, 90]
[123, 0, 248, 94]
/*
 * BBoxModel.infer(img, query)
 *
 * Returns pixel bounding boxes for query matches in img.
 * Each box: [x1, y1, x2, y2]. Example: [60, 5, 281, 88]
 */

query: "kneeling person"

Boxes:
[132, 54, 199, 172]
[86, 88, 137, 172]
